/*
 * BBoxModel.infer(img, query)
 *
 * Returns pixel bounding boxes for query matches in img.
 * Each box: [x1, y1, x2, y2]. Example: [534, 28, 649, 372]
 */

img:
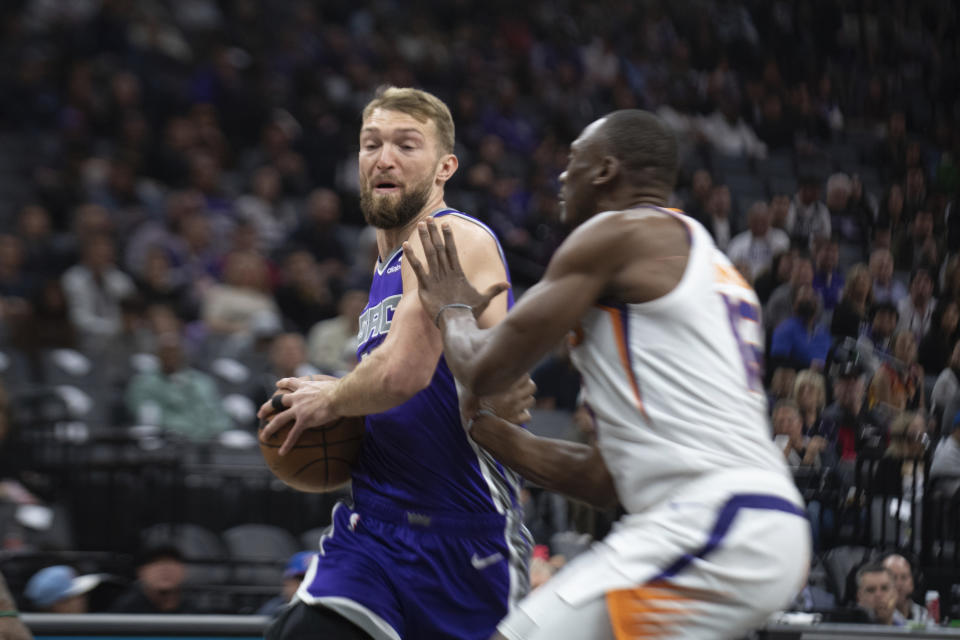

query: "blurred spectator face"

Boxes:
[251, 166, 281, 202]
[772, 405, 802, 440]
[775, 252, 795, 283]
[707, 185, 731, 219]
[224, 251, 268, 290]
[306, 188, 341, 225]
[179, 215, 212, 252]
[0, 235, 24, 271]
[692, 169, 712, 201]
[138, 555, 186, 612]
[270, 333, 308, 375]
[189, 152, 222, 194]
[872, 308, 898, 339]
[888, 112, 906, 139]
[146, 305, 181, 336]
[882, 555, 914, 613]
[906, 168, 925, 196]
[747, 202, 771, 237]
[892, 332, 917, 364]
[339, 290, 369, 323]
[826, 175, 851, 211]
[912, 211, 933, 239]
[109, 159, 136, 196]
[847, 268, 872, 301]
[73, 204, 113, 238]
[165, 117, 196, 151]
[770, 368, 796, 398]
[941, 302, 960, 335]
[19, 205, 52, 239]
[230, 221, 259, 252]
[358, 107, 450, 230]
[909, 270, 932, 304]
[111, 71, 141, 109]
[833, 375, 865, 411]
[762, 94, 783, 121]
[83, 235, 116, 271]
[144, 248, 172, 286]
[49, 594, 87, 614]
[769, 195, 790, 228]
[798, 183, 820, 206]
[951, 342, 960, 369]
[793, 285, 818, 321]
[887, 185, 904, 217]
[905, 143, 921, 168]
[869, 250, 894, 285]
[283, 251, 319, 287]
[857, 569, 896, 624]
[791, 259, 814, 287]
[815, 242, 839, 272]
[157, 334, 184, 374]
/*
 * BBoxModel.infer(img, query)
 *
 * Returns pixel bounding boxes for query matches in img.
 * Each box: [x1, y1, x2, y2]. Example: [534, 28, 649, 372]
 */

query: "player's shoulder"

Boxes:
[434, 210, 501, 245]
[565, 206, 686, 255]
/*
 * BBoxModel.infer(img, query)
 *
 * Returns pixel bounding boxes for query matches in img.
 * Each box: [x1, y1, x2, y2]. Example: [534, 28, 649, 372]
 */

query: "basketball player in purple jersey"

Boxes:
[258, 87, 533, 640]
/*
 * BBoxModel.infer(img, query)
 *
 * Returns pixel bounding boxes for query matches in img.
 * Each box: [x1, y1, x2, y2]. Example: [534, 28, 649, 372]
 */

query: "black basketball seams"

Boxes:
[292, 457, 354, 478]
[258, 434, 364, 449]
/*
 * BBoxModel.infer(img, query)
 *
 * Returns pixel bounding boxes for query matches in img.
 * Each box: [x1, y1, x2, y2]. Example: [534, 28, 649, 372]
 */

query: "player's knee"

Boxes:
[265, 600, 375, 640]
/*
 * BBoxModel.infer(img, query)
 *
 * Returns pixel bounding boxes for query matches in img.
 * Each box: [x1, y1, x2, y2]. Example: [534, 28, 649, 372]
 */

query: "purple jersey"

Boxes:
[300, 210, 531, 639]
[352, 209, 522, 517]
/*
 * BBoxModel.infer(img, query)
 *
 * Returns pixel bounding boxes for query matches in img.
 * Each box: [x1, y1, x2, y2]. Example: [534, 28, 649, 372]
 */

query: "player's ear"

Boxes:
[436, 153, 459, 184]
[592, 155, 619, 186]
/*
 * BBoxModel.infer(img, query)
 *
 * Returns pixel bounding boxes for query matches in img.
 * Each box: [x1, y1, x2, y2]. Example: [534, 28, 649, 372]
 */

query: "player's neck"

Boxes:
[376, 194, 449, 260]
[600, 186, 668, 214]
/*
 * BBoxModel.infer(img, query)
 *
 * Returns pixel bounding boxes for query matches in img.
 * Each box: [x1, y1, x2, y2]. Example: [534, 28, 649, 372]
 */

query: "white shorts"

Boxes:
[498, 469, 811, 640]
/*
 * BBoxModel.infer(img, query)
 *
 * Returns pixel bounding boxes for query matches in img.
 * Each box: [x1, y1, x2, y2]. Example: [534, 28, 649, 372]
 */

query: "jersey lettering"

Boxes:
[357, 294, 402, 344]
[720, 293, 763, 392]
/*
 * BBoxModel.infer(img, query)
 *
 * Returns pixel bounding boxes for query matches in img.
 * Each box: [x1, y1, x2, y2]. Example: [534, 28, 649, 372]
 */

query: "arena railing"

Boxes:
[19, 615, 960, 638]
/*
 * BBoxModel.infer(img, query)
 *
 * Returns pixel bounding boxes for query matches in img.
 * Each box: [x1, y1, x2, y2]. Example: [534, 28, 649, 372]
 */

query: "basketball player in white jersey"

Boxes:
[406, 109, 811, 639]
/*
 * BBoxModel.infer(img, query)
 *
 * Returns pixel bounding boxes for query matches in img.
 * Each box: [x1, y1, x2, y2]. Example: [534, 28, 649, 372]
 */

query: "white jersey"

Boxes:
[570, 207, 791, 514]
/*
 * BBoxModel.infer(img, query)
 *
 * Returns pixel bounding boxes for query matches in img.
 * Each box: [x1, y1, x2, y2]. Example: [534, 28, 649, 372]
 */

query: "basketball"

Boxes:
[258, 413, 366, 493]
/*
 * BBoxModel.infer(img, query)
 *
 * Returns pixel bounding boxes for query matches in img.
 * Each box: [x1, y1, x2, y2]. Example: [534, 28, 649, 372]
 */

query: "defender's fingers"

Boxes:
[417, 222, 440, 273]
[472, 282, 511, 316]
[441, 224, 464, 273]
[403, 242, 429, 283]
[426, 218, 447, 270]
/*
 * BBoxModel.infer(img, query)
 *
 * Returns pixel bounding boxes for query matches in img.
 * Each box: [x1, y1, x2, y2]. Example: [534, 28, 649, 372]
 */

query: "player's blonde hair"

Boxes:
[362, 86, 455, 155]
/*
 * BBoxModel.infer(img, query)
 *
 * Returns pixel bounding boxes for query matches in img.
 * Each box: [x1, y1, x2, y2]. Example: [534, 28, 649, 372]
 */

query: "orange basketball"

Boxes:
[258, 415, 366, 493]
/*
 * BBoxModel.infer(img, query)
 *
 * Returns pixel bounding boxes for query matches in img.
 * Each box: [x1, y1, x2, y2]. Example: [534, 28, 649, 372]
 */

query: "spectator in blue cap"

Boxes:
[24, 565, 102, 613]
[257, 551, 316, 617]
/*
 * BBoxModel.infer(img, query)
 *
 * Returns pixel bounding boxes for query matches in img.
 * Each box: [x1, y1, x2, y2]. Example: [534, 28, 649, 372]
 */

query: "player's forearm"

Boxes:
[330, 347, 434, 416]
[470, 414, 618, 509]
[442, 311, 542, 397]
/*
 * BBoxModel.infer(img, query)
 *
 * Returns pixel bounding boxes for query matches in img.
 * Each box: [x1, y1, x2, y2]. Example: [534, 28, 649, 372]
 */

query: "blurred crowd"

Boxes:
[0, 0, 958, 624]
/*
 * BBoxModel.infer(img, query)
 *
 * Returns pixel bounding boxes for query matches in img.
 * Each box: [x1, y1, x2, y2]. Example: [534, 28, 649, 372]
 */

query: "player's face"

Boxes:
[559, 118, 606, 226]
[359, 108, 442, 230]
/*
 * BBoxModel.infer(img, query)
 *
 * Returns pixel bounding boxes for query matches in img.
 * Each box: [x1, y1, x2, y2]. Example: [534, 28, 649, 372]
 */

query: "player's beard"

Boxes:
[360, 176, 433, 230]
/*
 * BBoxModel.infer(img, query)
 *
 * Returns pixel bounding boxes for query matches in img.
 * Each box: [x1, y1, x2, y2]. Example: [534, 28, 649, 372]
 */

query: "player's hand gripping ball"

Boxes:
[258, 394, 365, 493]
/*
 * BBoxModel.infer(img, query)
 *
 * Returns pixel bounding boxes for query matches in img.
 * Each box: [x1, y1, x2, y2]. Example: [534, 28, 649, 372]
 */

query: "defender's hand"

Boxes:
[461, 376, 537, 428]
[403, 218, 509, 328]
